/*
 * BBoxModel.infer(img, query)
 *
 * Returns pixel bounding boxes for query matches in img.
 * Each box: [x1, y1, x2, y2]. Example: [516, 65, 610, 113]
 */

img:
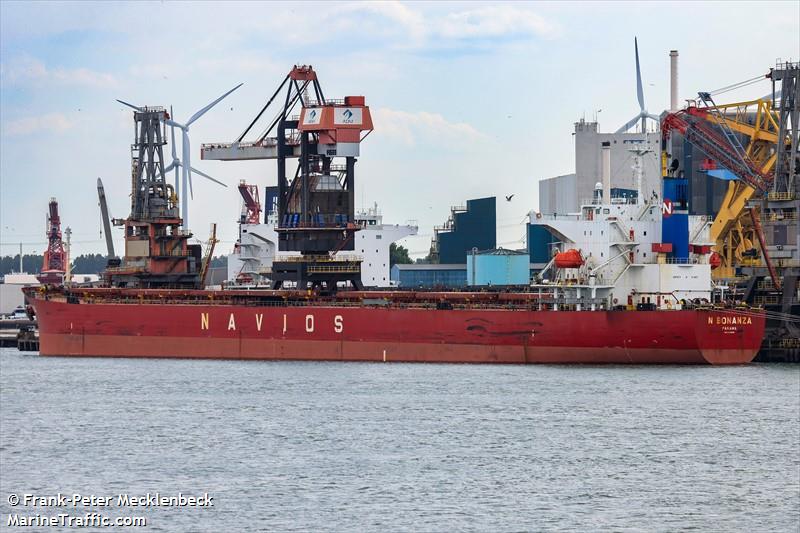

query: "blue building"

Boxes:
[527, 224, 557, 265]
[432, 197, 496, 264]
[390, 264, 467, 288]
[467, 248, 529, 286]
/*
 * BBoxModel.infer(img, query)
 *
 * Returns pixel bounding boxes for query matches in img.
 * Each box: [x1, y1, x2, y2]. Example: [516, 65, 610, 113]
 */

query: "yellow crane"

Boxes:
[689, 98, 782, 279]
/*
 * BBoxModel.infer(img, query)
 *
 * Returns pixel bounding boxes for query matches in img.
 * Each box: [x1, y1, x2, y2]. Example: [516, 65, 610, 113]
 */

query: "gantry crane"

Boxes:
[37, 198, 67, 285]
[201, 65, 374, 291]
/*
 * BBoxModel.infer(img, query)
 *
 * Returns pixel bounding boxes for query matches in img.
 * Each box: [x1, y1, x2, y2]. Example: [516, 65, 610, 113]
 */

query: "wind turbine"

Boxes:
[163, 105, 227, 208]
[116, 83, 242, 230]
[166, 83, 242, 231]
[616, 37, 660, 134]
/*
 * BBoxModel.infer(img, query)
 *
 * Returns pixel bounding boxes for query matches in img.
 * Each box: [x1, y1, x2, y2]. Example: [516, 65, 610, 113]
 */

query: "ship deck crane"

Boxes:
[37, 198, 67, 285]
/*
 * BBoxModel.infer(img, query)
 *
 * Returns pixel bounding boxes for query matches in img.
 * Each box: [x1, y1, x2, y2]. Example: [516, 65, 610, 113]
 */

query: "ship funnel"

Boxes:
[670, 50, 679, 112]
[601, 141, 611, 203]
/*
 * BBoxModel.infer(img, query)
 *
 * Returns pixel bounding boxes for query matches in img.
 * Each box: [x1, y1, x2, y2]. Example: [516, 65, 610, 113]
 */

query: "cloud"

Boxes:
[373, 107, 486, 148]
[438, 5, 560, 41]
[330, 1, 559, 49]
[1, 57, 117, 88]
[3, 113, 73, 136]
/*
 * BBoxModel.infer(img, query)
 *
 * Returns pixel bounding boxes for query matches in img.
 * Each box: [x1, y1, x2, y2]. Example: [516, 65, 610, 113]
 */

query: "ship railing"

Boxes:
[754, 295, 780, 306]
[275, 254, 362, 263]
[664, 257, 703, 264]
[306, 265, 361, 274]
[767, 192, 795, 201]
[757, 279, 777, 290]
[536, 213, 581, 221]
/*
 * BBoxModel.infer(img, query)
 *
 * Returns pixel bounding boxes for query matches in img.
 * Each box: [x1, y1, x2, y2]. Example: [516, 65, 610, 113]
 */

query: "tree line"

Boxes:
[1, 254, 230, 276]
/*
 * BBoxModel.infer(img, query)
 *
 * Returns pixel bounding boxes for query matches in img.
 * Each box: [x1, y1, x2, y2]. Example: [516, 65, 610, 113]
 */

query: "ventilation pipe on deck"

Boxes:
[601, 141, 611, 203]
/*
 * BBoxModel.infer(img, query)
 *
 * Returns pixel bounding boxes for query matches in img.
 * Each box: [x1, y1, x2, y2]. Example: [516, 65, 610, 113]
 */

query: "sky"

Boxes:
[1, 0, 798, 260]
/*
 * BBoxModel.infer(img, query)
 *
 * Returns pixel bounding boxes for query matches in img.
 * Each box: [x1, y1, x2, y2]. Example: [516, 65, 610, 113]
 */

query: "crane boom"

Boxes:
[97, 178, 116, 258]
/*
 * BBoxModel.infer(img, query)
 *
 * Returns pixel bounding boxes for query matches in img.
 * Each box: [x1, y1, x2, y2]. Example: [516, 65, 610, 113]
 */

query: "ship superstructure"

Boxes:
[531, 151, 716, 311]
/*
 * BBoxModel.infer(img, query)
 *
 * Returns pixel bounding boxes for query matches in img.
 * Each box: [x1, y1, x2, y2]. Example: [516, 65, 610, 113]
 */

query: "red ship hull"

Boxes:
[26, 289, 765, 365]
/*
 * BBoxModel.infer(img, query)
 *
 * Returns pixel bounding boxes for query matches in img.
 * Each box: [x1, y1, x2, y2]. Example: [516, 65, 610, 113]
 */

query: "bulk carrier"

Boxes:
[24, 66, 765, 364]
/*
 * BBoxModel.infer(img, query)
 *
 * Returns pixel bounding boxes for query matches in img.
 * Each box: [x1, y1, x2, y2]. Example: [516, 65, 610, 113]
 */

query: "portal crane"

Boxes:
[678, 98, 782, 278]
[37, 198, 67, 284]
[662, 98, 781, 289]
[201, 65, 374, 291]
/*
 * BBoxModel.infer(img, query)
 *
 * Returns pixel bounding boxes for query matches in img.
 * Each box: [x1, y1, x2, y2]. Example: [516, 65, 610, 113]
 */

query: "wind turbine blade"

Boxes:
[165, 161, 177, 173]
[616, 115, 641, 134]
[190, 166, 228, 187]
[116, 99, 143, 111]
[170, 106, 177, 160]
[635, 37, 644, 111]
[165, 118, 185, 130]
[186, 82, 243, 127]
[183, 130, 190, 172]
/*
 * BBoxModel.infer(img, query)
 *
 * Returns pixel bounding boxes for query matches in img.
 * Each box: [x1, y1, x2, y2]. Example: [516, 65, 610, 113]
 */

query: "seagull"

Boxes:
[505, 194, 514, 202]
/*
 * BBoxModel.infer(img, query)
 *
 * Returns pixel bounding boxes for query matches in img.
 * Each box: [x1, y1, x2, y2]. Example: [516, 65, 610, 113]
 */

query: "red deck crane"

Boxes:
[37, 198, 67, 284]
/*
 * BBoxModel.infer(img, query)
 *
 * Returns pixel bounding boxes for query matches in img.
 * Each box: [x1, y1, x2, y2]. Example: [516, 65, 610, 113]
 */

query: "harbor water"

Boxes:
[1, 347, 798, 531]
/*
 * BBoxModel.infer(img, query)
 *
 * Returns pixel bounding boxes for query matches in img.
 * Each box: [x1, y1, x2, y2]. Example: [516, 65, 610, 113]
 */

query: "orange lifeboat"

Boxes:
[554, 249, 584, 269]
[709, 251, 722, 270]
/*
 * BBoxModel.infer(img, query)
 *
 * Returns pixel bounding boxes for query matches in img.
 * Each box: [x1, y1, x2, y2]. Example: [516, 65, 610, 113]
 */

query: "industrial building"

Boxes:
[390, 264, 467, 288]
[430, 197, 496, 264]
[538, 119, 661, 215]
[527, 223, 558, 267]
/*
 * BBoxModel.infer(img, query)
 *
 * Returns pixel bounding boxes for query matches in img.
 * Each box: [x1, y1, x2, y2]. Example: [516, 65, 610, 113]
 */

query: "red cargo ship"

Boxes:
[23, 66, 766, 365]
[25, 287, 764, 365]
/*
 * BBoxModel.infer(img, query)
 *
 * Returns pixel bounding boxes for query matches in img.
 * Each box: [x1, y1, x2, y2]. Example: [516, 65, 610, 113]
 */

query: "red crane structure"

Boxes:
[662, 100, 780, 289]
[237, 181, 262, 224]
[37, 198, 67, 284]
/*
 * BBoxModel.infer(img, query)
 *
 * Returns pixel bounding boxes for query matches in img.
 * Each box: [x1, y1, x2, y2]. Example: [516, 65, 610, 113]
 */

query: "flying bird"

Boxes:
[505, 195, 514, 202]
